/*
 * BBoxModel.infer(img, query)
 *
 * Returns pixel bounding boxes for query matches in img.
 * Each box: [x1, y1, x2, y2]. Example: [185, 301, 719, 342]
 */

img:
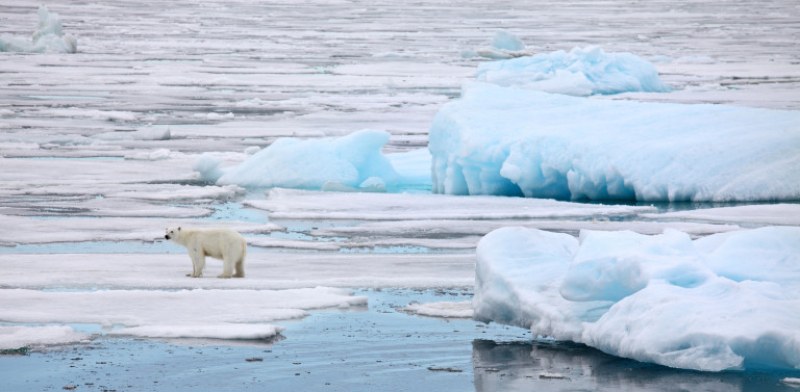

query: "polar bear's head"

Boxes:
[164, 226, 181, 241]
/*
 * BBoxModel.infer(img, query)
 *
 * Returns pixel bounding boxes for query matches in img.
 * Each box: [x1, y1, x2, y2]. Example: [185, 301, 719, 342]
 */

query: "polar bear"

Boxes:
[164, 226, 247, 278]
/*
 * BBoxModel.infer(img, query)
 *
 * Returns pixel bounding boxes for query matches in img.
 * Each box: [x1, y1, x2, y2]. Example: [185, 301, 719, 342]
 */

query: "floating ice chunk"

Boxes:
[475, 30, 533, 59]
[403, 301, 473, 318]
[429, 82, 800, 202]
[643, 204, 800, 226]
[474, 226, 800, 372]
[386, 148, 433, 190]
[215, 130, 403, 191]
[476, 46, 669, 96]
[244, 146, 261, 155]
[45, 108, 137, 122]
[94, 127, 171, 141]
[109, 323, 283, 341]
[0, 326, 89, 351]
[205, 112, 235, 120]
[126, 148, 173, 160]
[194, 153, 226, 183]
[0, 6, 77, 54]
[492, 30, 526, 51]
[784, 378, 800, 387]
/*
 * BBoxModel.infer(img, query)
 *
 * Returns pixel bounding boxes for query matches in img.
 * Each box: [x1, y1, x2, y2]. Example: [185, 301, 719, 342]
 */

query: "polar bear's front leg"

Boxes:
[187, 250, 205, 278]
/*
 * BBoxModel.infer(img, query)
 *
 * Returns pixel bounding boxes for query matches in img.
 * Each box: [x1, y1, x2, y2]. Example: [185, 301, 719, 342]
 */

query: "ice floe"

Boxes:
[430, 82, 800, 202]
[0, 326, 89, 351]
[0, 6, 77, 53]
[209, 130, 405, 192]
[474, 30, 534, 60]
[643, 204, 800, 227]
[0, 287, 364, 349]
[0, 253, 476, 290]
[108, 323, 284, 341]
[404, 301, 474, 318]
[476, 46, 669, 96]
[247, 188, 653, 221]
[474, 226, 800, 372]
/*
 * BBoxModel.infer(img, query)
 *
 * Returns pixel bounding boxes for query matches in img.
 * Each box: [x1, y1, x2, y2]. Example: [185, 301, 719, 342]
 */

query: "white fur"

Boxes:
[165, 227, 247, 278]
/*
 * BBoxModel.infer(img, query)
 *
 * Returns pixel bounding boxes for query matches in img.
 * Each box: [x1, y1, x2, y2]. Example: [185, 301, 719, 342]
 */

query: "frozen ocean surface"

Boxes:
[1, 0, 799, 390]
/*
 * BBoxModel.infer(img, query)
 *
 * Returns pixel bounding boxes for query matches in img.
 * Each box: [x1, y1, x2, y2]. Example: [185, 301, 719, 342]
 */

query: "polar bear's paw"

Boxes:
[217, 273, 232, 279]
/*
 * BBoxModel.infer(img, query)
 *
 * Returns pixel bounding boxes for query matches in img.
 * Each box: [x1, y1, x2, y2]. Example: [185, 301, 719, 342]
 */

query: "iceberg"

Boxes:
[206, 129, 430, 192]
[474, 30, 534, 60]
[476, 46, 669, 96]
[429, 82, 800, 202]
[0, 6, 77, 54]
[474, 226, 800, 372]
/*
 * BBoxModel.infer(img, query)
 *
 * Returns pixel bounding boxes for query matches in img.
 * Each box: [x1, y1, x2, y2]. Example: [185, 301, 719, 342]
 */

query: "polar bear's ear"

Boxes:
[178, 227, 181, 231]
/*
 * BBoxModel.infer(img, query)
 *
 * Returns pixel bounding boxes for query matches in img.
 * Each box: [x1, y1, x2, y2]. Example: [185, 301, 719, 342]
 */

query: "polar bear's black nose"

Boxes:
[165, 234, 170, 240]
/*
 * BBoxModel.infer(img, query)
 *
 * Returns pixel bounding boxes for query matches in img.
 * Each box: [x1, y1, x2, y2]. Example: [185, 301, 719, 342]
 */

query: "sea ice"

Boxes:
[0, 6, 77, 54]
[474, 30, 533, 60]
[0, 326, 88, 351]
[403, 301, 473, 318]
[209, 130, 406, 192]
[476, 46, 669, 96]
[473, 226, 800, 372]
[0, 287, 365, 349]
[429, 82, 800, 202]
[643, 204, 800, 227]
[108, 324, 284, 341]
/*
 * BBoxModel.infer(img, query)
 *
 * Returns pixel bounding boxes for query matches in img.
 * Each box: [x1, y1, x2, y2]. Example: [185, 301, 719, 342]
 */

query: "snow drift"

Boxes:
[473, 226, 800, 372]
[429, 82, 800, 202]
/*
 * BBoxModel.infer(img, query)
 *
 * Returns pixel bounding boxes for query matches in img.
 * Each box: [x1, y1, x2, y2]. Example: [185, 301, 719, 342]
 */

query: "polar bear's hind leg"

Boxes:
[234, 257, 245, 278]
[218, 247, 235, 279]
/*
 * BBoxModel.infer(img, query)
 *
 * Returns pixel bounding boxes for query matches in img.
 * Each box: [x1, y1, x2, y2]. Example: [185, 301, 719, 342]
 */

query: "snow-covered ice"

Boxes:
[205, 131, 432, 193]
[643, 204, 800, 227]
[476, 46, 669, 96]
[210, 130, 403, 192]
[404, 301, 474, 319]
[0, 326, 89, 351]
[473, 30, 534, 60]
[0, 287, 364, 348]
[430, 82, 800, 202]
[248, 188, 653, 221]
[474, 226, 800, 372]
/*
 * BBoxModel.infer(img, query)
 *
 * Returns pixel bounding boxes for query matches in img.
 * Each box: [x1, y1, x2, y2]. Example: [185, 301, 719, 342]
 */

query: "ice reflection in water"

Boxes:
[473, 340, 798, 392]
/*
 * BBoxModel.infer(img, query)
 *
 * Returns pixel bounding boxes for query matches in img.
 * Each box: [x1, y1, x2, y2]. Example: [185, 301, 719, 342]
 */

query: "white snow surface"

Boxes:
[476, 46, 669, 96]
[474, 226, 800, 372]
[430, 82, 800, 202]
